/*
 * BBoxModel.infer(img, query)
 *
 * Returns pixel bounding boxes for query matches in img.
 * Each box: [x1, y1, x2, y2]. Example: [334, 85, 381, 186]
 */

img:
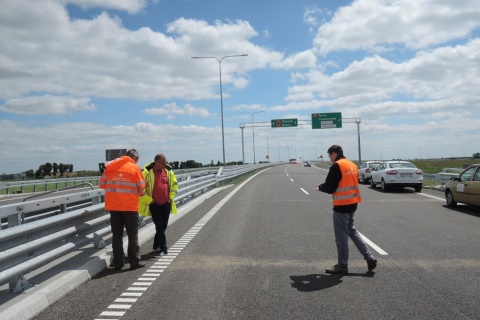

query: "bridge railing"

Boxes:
[0, 163, 276, 292]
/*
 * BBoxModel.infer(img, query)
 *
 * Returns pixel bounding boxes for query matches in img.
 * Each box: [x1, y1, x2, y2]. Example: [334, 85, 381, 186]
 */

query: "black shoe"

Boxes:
[325, 265, 348, 274]
[153, 250, 163, 257]
[367, 259, 377, 271]
[162, 247, 168, 255]
[114, 265, 123, 271]
[130, 263, 145, 270]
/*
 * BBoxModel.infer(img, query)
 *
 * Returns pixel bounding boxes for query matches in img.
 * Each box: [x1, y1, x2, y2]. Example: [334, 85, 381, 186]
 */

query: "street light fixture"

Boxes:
[191, 54, 248, 166]
[241, 111, 265, 163]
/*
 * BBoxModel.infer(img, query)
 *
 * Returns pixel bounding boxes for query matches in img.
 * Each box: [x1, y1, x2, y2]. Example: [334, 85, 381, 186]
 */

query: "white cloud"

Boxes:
[59, 0, 148, 14]
[144, 103, 211, 117]
[0, 95, 95, 115]
[0, 5, 290, 103]
[314, 0, 480, 55]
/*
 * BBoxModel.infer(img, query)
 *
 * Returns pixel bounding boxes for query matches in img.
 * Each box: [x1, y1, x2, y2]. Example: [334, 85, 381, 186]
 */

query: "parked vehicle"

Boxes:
[358, 161, 382, 184]
[444, 164, 480, 207]
[370, 161, 423, 192]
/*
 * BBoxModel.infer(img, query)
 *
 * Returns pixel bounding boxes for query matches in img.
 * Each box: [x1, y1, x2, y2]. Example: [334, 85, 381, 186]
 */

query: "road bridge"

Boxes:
[1, 163, 479, 320]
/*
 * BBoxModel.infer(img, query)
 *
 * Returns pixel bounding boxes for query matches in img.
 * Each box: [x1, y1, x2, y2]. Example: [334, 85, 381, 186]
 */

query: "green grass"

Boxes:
[409, 159, 478, 174]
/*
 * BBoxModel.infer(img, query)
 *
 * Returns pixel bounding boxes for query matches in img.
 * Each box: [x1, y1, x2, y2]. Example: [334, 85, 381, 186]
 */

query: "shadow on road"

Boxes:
[290, 272, 374, 292]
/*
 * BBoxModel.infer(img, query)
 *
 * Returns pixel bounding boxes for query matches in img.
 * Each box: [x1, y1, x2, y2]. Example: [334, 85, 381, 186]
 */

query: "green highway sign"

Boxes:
[311, 112, 342, 129]
[271, 118, 298, 128]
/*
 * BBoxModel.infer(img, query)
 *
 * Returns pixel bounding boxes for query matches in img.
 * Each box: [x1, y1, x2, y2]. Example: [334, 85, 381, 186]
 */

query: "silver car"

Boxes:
[370, 161, 423, 192]
[358, 161, 382, 184]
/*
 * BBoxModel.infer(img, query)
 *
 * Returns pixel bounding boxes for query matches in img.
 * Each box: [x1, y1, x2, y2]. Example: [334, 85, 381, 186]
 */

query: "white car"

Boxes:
[370, 161, 423, 192]
[358, 161, 382, 184]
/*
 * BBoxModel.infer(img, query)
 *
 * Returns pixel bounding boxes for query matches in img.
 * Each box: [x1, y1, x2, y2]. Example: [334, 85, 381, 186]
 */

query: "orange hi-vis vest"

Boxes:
[332, 158, 362, 206]
[99, 156, 146, 212]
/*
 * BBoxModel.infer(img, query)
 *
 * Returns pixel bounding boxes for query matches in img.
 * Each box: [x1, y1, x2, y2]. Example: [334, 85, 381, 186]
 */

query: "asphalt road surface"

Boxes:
[32, 164, 480, 320]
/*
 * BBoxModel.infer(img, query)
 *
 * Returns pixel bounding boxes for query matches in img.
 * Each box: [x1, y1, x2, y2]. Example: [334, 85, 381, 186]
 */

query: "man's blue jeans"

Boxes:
[333, 210, 374, 268]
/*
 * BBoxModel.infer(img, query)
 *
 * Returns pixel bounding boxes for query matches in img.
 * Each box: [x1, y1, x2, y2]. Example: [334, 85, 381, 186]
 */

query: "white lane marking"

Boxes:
[417, 192, 444, 201]
[290, 179, 294, 182]
[300, 188, 309, 195]
[100, 311, 124, 317]
[96, 168, 270, 320]
[358, 232, 388, 256]
[108, 304, 131, 309]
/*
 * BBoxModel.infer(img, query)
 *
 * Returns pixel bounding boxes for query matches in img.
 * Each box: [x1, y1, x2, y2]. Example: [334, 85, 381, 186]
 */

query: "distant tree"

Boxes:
[179, 161, 186, 169]
[173, 161, 179, 169]
[216, 160, 222, 166]
[69, 164, 73, 172]
[185, 160, 203, 168]
[52, 163, 58, 176]
[473, 152, 480, 159]
[35, 169, 42, 179]
[43, 162, 52, 176]
[59, 163, 65, 177]
[38, 164, 45, 177]
[25, 169, 34, 179]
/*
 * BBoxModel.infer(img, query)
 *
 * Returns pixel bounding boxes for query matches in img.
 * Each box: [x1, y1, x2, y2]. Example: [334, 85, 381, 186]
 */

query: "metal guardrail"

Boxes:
[0, 163, 276, 293]
[434, 172, 459, 186]
[0, 176, 100, 194]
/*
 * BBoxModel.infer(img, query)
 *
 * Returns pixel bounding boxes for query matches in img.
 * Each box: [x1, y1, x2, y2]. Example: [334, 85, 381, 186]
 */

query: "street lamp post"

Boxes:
[239, 123, 245, 164]
[191, 54, 248, 166]
[241, 111, 264, 163]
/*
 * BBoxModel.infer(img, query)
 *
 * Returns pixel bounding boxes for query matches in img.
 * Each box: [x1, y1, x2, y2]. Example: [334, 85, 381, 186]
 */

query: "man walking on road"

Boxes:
[99, 149, 146, 271]
[317, 145, 377, 274]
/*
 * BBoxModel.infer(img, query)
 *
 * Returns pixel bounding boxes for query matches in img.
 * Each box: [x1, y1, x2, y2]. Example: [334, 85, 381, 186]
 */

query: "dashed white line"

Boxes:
[300, 188, 309, 195]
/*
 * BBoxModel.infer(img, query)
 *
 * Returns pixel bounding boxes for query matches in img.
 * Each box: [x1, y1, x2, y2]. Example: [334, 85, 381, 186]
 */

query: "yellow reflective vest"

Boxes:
[138, 162, 178, 216]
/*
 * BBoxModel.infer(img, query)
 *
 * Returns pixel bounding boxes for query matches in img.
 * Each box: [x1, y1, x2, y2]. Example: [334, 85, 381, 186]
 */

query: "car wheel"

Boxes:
[414, 186, 422, 192]
[370, 178, 376, 188]
[381, 179, 388, 191]
[445, 190, 457, 207]
[359, 174, 365, 184]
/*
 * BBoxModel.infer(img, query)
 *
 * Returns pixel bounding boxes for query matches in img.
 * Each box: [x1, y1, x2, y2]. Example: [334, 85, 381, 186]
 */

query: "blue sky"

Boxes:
[1, 0, 480, 173]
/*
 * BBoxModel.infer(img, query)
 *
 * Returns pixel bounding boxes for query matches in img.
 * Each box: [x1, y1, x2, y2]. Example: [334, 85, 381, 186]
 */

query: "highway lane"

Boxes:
[33, 163, 480, 320]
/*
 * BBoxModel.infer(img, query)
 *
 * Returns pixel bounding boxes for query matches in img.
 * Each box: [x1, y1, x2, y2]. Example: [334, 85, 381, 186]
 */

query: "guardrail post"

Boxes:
[60, 204, 67, 213]
[92, 195, 101, 205]
[10, 274, 33, 293]
[93, 233, 106, 249]
[216, 167, 223, 187]
[8, 213, 22, 228]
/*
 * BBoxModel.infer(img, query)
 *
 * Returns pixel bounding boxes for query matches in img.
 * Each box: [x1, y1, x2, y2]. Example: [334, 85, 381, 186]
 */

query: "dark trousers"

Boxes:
[150, 202, 171, 250]
[110, 211, 140, 268]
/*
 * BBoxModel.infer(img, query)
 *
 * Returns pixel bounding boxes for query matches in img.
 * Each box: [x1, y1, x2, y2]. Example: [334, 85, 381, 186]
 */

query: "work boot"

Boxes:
[325, 265, 348, 274]
[367, 259, 377, 271]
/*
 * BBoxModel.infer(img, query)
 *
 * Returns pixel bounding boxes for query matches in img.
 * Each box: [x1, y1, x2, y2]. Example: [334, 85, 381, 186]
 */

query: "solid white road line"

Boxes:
[300, 188, 309, 195]
[417, 192, 445, 201]
[358, 232, 389, 256]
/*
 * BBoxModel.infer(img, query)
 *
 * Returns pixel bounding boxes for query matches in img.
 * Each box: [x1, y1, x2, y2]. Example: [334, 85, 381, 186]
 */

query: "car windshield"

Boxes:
[460, 167, 476, 181]
[389, 162, 416, 169]
[369, 163, 380, 168]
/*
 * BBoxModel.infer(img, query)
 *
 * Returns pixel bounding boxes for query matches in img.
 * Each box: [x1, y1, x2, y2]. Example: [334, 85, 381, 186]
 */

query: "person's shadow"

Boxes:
[290, 272, 374, 292]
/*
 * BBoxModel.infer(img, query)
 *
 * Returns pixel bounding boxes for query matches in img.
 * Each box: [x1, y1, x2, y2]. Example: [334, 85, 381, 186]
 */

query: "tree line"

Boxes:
[98, 159, 246, 174]
[29, 162, 74, 178]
